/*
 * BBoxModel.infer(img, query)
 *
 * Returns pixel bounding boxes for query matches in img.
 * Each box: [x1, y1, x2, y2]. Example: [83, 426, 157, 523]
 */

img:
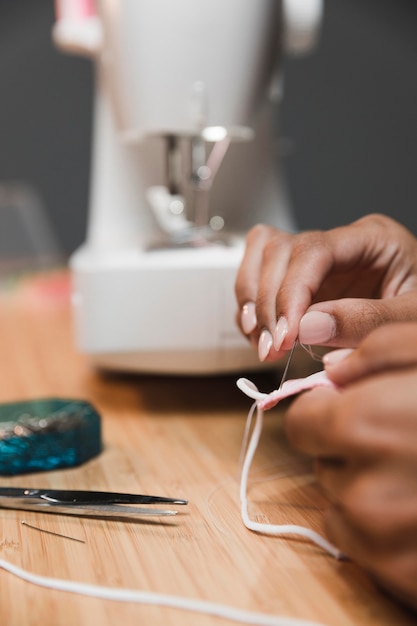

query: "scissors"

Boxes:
[0, 487, 187, 519]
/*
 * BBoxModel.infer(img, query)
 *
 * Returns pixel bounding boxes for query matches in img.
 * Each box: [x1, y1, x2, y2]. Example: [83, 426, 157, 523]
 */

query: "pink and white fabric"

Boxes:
[237, 370, 337, 410]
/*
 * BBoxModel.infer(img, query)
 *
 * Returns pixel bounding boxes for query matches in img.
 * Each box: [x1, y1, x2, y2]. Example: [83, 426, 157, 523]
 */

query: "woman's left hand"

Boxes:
[285, 324, 417, 610]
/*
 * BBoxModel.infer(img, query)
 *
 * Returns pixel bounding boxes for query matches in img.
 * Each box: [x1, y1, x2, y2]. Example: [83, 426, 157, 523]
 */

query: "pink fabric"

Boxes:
[237, 370, 337, 410]
[260, 370, 336, 409]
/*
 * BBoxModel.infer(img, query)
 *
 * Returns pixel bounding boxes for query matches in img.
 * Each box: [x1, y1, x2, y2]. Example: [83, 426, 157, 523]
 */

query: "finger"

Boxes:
[272, 223, 384, 350]
[323, 321, 417, 386]
[254, 233, 293, 344]
[286, 370, 417, 460]
[235, 225, 294, 359]
[371, 552, 417, 613]
[324, 505, 417, 611]
[274, 215, 417, 351]
[284, 386, 349, 457]
[235, 225, 287, 346]
[235, 224, 278, 309]
[299, 298, 384, 349]
[314, 458, 354, 502]
[316, 459, 417, 537]
[234, 308, 258, 348]
[326, 497, 417, 554]
[342, 465, 417, 540]
[299, 291, 417, 352]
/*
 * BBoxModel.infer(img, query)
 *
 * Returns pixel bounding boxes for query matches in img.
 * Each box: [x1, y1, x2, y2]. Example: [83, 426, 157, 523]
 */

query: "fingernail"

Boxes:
[323, 348, 353, 367]
[273, 316, 288, 351]
[299, 311, 336, 344]
[241, 302, 257, 334]
[258, 329, 273, 362]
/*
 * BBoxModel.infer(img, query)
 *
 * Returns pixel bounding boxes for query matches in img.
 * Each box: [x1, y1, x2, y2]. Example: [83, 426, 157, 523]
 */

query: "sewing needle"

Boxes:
[21, 520, 86, 544]
[278, 338, 298, 390]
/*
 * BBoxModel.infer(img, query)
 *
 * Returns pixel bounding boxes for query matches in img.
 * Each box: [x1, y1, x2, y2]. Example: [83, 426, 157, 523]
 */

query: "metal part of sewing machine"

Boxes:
[0, 487, 188, 519]
[53, 0, 323, 375]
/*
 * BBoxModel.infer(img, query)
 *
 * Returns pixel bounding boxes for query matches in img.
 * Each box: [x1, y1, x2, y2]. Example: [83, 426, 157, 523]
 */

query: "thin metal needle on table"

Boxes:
[21, 520, 86, 543]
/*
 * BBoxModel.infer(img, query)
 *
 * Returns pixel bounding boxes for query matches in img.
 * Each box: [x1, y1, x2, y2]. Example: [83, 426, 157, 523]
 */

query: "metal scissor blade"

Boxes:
[0, 487, 187, 519]
[0, 487, 187, 506]
[0, 498, 179, 518]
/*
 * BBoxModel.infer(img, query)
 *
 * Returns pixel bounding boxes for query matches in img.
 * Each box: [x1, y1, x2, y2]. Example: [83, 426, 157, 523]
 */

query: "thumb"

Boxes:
[323, 321, 417, 387]
[298, 294, 417, 349]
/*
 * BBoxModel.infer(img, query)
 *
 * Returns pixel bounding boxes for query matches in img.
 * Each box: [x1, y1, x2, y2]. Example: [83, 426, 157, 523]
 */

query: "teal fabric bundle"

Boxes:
[0, 398, 102, 475]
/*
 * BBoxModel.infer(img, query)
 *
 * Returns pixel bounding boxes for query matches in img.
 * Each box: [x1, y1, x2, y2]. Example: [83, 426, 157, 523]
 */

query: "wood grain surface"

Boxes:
[0, 272, 415, 626]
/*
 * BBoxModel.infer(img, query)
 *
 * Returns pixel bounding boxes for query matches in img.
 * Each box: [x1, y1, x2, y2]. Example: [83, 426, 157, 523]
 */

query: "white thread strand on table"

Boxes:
[0, 558, 328, 626]
[239, 399, 343, 561]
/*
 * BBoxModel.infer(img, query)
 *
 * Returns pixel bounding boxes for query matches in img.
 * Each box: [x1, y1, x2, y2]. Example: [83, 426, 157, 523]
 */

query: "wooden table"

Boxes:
[0, 271, 415, 626]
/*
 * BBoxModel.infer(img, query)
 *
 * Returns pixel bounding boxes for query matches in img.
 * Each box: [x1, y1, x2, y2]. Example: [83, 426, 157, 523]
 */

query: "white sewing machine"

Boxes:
[53, 0, 322, 374]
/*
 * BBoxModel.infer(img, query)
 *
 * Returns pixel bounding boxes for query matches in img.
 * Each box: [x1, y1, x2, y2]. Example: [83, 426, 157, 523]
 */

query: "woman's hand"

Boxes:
[235, 214, 417, 361]
[284, 323, 417, 611]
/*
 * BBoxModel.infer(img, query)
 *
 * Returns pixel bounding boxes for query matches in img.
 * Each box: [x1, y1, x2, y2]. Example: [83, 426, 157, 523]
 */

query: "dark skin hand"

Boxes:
[235, 214, 417, 362]
[285, 323, 417, 611]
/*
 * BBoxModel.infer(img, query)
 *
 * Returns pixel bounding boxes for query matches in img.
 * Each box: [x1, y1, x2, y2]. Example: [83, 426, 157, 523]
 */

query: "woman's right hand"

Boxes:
[235, 214, 417, 361]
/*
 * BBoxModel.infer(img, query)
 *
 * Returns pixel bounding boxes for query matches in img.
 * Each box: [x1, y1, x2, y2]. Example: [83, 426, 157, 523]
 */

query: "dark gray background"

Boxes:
[0, 0, 416, 255]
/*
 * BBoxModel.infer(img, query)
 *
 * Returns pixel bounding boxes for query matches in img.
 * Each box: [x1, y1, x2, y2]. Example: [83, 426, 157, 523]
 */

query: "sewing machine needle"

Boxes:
[278, 338, 298, 390]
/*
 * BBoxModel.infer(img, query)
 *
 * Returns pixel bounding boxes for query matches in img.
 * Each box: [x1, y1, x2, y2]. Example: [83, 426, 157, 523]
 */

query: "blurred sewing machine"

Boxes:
[53, 0, 322, 374]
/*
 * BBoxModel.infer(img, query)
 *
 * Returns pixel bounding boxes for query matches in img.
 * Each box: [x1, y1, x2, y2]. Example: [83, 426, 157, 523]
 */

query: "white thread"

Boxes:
[299, 342, 324, 363]
[0, 557, 328, 626]
[238, 400, 258, 469]
[237, 378, 343, 560]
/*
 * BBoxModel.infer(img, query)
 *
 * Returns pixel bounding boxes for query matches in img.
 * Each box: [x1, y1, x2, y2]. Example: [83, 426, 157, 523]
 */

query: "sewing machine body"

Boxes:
[53, 0, 322, 374]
